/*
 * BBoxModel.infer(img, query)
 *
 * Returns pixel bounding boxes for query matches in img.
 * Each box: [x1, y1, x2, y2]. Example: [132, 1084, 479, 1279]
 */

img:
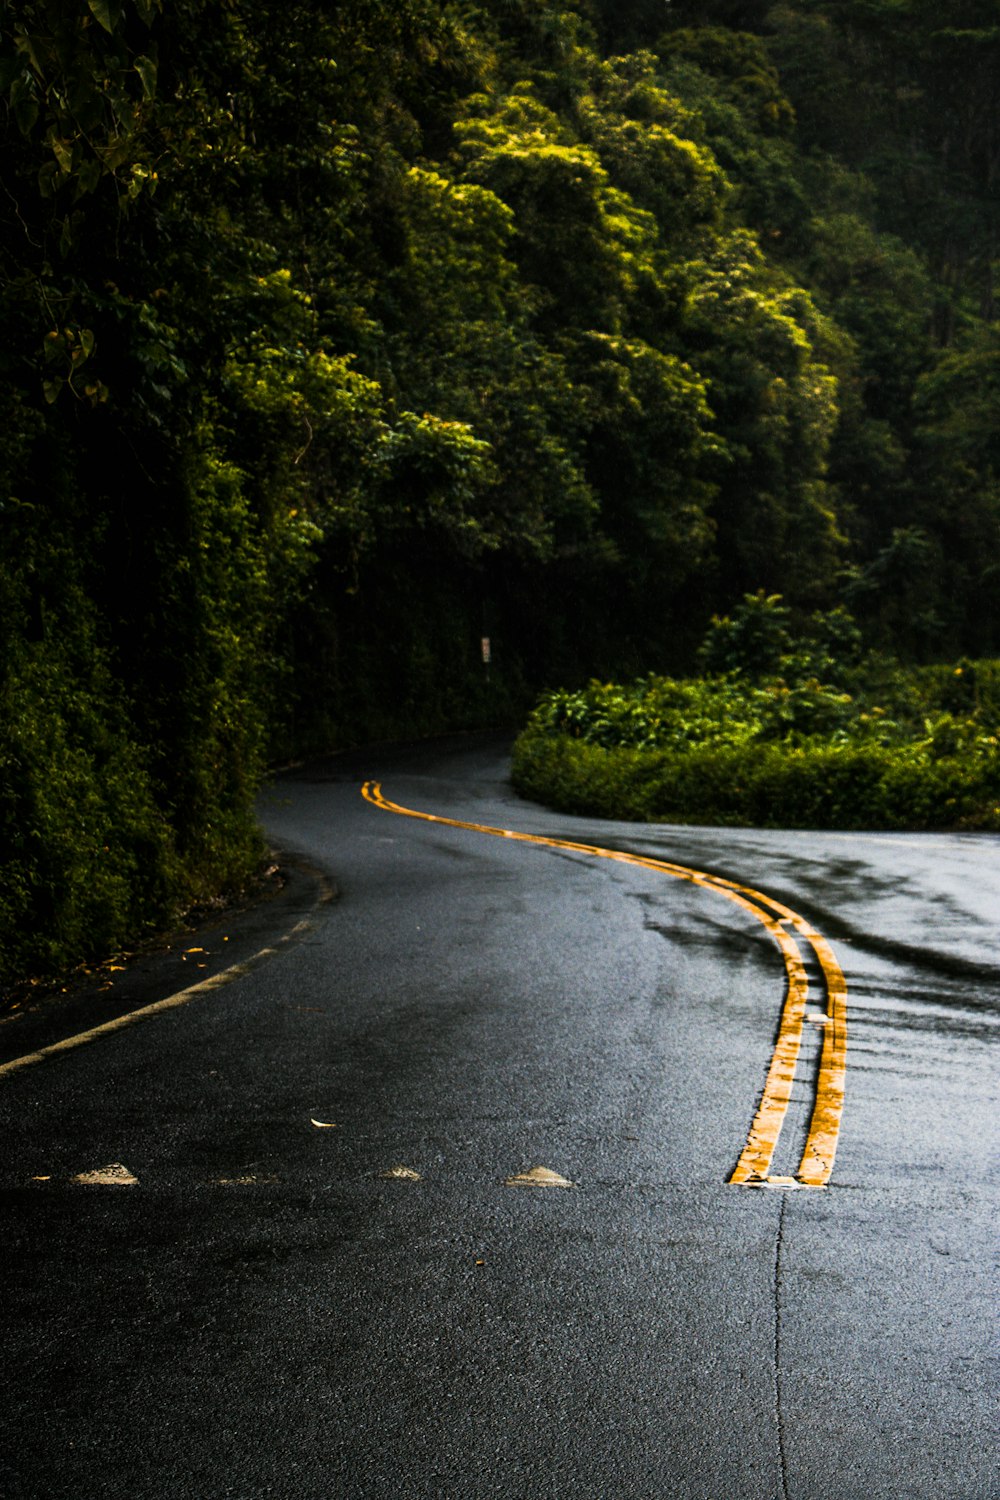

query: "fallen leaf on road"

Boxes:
[505, 1165, 575, 1189]
[74, 1163, 138, 1186]
[380, 1165, 421, 1181]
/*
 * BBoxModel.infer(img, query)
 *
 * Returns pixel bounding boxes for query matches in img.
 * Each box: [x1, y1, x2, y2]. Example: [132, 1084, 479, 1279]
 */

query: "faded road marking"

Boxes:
[362, 781, 847, 1189]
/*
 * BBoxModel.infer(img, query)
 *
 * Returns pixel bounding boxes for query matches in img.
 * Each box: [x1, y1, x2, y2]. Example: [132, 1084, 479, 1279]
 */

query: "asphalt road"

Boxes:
[1, 735, 997, 1499]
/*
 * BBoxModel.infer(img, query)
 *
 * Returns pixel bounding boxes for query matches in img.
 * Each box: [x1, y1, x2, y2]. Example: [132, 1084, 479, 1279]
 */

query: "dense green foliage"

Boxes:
[3, 1, 999, 978]
[513, 728, 1000, 831]
[512, 598, 1000, 828]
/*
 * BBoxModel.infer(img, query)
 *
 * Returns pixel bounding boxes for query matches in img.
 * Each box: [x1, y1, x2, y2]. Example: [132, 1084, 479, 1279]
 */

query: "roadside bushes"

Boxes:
[511, 600, 1000, 830]
[512, 727, 1000, 830]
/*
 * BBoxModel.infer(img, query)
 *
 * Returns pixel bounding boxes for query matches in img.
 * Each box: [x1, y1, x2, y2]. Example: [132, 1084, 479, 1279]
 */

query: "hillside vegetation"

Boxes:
[3, 1, 999, 979]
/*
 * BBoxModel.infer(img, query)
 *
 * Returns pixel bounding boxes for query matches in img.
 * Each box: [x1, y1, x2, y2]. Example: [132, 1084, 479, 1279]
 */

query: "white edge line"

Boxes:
[0, 913, 318, 1080]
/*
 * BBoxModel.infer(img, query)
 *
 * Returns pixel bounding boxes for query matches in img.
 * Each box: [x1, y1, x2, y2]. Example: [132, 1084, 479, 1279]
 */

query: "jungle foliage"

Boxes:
[2, 0, 999, 978]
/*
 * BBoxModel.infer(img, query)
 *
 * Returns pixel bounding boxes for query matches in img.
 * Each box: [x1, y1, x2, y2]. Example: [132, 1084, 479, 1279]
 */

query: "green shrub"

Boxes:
[698, 590, 791, 679]
[512, 656, 1000, 831]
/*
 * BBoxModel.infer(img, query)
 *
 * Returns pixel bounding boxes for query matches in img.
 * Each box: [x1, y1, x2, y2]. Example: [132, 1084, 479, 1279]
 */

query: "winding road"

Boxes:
[1, 736, 997, 1498]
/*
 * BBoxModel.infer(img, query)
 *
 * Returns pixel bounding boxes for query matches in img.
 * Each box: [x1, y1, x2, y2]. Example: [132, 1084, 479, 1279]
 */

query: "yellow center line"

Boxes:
[362, 781, 848, 1188]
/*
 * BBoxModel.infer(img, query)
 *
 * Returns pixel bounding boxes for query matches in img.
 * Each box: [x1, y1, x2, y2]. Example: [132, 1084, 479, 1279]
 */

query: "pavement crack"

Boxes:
[774, 1194, 791, 1500]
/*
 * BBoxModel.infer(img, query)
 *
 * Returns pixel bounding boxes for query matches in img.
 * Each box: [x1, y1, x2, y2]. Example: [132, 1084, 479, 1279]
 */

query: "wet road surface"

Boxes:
[1, 736, 997, 1498]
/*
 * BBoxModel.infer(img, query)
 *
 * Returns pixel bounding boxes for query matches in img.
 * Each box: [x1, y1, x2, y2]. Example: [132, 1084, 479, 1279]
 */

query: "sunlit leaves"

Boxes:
[578, 48, 738, 252]
[394, 165, 518, 326]
[376, 412, 499, 553]
[573, 330, 718, 578]
[455, 118, 625, 324]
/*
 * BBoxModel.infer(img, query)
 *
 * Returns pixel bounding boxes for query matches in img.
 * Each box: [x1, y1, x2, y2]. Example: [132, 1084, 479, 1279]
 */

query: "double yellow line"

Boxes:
[362, 781, 847, 1189]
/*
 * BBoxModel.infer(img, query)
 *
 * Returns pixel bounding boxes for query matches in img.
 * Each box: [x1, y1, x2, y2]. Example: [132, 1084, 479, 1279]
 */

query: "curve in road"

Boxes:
[362, 779, 848, 1189]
